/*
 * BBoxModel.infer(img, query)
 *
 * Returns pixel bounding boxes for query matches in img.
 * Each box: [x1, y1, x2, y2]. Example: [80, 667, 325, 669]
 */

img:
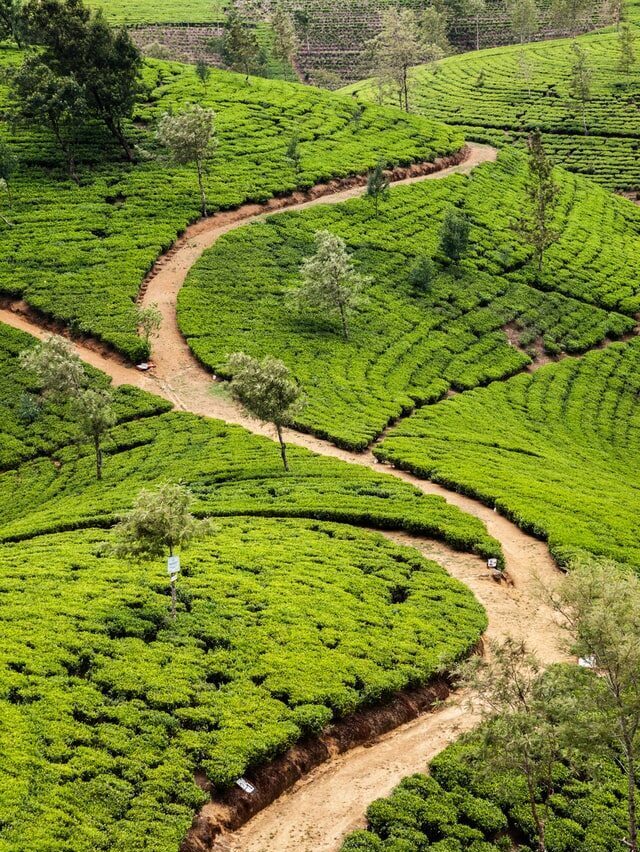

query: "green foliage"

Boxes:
[178, 151, 639, 449]
[345, 23, 640, 190]
[0, 44, 462, 361]
[376, 338, 640, 568]
[439, 206, 470, 264]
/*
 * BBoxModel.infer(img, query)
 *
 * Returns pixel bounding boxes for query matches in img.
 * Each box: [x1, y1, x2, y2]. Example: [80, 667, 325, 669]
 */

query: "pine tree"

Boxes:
[519, 130, 559, 279]
[365, 160, 390, 215]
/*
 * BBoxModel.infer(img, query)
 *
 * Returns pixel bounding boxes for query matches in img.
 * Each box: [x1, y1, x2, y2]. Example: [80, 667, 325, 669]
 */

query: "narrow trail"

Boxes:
[0, 143, 568, 851]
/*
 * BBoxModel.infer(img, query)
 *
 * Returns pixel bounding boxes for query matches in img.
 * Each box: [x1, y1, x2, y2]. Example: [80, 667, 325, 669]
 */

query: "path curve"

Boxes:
[0, 142, 568, 851]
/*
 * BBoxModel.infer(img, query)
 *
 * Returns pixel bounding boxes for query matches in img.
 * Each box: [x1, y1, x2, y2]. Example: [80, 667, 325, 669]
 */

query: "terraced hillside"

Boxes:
[0, 322, 494, 852]
[346, 23, 640, 191]
[179, 150, 640, 449]
[0, 47, 461, 362]
[377, 339, 640, 569]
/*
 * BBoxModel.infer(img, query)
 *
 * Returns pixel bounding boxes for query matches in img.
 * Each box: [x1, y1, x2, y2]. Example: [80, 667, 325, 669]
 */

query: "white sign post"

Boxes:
[167, 555, 181, 619]
[487, 558, 498, 570]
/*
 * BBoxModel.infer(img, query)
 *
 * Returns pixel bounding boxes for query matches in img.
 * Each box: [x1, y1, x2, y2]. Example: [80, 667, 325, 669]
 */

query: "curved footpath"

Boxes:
[0, 143, 568, 851]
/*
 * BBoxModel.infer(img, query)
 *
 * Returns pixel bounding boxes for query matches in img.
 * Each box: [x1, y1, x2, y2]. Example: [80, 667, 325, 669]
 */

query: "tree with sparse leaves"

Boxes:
[135, 303, 162, 353]
[618, 22, 636, 74]
[195, 59, 210, 86]
[548, 558, 640, 852]
[112, 483, 212, 619]
[286, 131, 301, 175]
[465, 0, 486, 50]
[19, 335, 116, 479]
[518, 130, 559, 279]
[73, 387, 116, 480]
[551, 0, 594, 36]
[458, 638, 565, 852]
[157, 105, 216, 216]
[366, 7, 443, 112]
[271, 1, 297, 67]
[222, 6, 265, 81]
[506, 0, 538, 45]
[365, 160, 389, 215]
[226, 352, 303, 471]
[569, 41, 591, 134]
[295, 230, 369, 340]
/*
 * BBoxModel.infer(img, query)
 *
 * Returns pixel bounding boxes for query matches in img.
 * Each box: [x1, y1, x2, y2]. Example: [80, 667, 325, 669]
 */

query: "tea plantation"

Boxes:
[346, 23, 640, 191]
[179, 150, 640, 449]
[0, 322, 494, 850]
[0, 47, 462, 362]
[376, 338, 640, 569]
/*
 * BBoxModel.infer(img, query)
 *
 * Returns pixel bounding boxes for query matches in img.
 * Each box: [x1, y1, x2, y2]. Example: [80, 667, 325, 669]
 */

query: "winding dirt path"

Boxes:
[0, 143, 568, 851]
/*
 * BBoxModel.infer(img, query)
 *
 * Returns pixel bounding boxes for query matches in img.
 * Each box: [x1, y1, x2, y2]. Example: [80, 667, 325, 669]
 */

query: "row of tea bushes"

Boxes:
[377, 338, 640, 568]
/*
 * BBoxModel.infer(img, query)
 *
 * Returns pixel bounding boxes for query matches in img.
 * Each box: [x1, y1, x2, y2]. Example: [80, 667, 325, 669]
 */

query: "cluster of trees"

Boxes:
[462, 557, 640, 852]
[6, 0, 142, 179]
[215, 0, 297, 81]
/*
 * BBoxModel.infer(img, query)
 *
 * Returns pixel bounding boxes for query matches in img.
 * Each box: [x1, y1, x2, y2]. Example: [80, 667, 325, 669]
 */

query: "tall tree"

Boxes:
[569, 41, 591, 135]
[618, 22, 636, 74]
[11, 57, 86, 181]
[465, 0, 486, 50]
[0, 0, 24, 45]
[226, 352, 303, 471]
[19, 335, 116, 479]
[366, 7, 438, 112]
[519, 130, 559, 279]
[112, 484, 212, 619]
[365, 160, 390, 215]
[506, 0, 538, 45]
[156, 105, 216, 216]
[551, 0, 594, 35]
[271, 1, 298, 67]
[135, 303, 162, 354]
[459, 638, 565, 852]
[439, 206, 470, 268]
[222, 6, 265, 81]
[295, 230, 369, 340]
[518, 47, 534, 97]
[23, 0, 142, 160]
[73, 388, 115, 480]
[548, 558, 640, 852]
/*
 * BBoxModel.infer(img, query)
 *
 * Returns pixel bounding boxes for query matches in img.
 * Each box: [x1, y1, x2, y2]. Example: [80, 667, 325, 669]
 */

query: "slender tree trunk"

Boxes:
[275, 424, 289, 471]
[623, 731, 638, 852]
[104, 115, 135, 162]
[94, 434, 103, 481]
[582, 104, 588, 135]
[169, 544, 177, 620]
[196, 158, 207, 216]
[525, 769, 547, 852]
[476, 17, 480, 51]
[403, 65, 409, 112]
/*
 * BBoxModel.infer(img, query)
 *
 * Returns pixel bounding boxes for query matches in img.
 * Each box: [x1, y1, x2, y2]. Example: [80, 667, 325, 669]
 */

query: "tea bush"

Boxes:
[376, 338, 640, 569]
[179, 150, 639, 448]
[0, 47, 462, 361]
[345, 23, 640, 191]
